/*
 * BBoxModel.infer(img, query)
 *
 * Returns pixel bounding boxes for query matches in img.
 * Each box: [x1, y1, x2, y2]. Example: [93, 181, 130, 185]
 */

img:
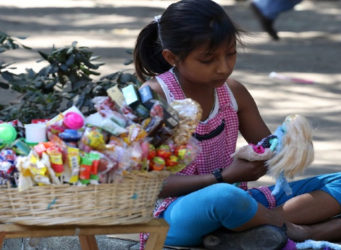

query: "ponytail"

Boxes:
[134, 21, 171, 82]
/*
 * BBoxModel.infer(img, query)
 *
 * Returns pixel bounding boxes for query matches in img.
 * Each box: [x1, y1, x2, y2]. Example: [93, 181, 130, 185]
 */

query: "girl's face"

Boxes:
[176, 40, 237, 89]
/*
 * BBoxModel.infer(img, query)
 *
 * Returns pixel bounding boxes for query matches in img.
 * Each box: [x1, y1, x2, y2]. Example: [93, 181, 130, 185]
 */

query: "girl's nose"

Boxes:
[216, 58, 230, 75]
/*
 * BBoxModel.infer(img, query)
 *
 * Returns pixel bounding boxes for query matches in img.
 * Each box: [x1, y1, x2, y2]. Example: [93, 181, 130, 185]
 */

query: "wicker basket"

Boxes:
[0, 171, 169, 226]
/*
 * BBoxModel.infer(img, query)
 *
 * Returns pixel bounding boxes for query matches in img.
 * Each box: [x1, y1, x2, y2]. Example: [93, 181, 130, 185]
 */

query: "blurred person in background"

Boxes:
[250, 0, 303, 40]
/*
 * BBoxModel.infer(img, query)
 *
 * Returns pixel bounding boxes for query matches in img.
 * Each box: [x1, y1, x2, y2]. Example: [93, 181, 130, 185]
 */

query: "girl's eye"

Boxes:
[199, 58, 214, 64]
[227, 51, 237, 57]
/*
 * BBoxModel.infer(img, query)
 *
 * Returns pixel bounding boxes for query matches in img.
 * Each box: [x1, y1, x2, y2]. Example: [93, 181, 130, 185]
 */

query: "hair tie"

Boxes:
[154, 15, 161, 23]
[153, 15, 164, 48]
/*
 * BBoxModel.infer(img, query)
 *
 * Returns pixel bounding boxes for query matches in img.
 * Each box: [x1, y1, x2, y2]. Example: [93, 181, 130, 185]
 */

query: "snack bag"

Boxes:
[16, 156, 34, 191]
[170, 99, 202, 145]
[41, 152, 61, 185]
[80, 126, 106, 151]
[85, 112, 127, 136]
[46, 146, 64, 177]
[66, 147, 81, 184]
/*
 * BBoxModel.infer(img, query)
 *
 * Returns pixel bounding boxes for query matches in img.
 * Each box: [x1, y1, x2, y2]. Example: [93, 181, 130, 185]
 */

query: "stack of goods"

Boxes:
[0, 84, 202, 192]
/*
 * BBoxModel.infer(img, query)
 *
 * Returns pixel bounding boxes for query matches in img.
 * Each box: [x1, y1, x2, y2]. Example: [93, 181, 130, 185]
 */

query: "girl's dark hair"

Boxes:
[134, 0, 243, 82]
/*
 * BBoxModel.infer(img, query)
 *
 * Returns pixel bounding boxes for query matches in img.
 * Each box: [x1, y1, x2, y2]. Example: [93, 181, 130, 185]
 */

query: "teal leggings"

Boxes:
[161, 173, 341, 246]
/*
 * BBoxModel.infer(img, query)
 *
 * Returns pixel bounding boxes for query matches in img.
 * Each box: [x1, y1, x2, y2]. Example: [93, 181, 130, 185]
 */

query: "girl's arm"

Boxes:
[219, 79, 270, 184]
[227, 79, 271, 143]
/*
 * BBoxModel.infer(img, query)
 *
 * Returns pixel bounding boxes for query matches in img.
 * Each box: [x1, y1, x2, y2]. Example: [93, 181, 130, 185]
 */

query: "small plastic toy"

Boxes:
[63, 111, 84, 130]
[0, 123, 17, 146]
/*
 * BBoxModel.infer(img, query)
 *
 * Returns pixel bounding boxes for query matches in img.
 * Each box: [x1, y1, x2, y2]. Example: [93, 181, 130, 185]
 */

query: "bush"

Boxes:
[0, 32, 141, 124]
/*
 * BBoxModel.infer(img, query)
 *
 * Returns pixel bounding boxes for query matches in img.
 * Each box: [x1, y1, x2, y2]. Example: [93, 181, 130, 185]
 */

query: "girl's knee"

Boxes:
[206, 184, 258, 228]
[208, 183, 256, 213]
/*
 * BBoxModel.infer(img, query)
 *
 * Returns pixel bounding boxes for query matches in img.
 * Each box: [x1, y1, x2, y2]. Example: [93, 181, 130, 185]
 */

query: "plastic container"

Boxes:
[25, 123, 47, 143]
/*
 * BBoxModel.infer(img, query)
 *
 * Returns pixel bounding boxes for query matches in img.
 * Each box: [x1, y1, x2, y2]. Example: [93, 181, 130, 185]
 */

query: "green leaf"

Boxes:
[65, 54, 75, 66]
[34, 80, 43, 88]
[0, 71, 14, 82]
[22, 45, 32, 50]
[60, 64, 68, 72]
[38, 51, 49, 61]
[0, 82, 9, 89]
[124, 59, 133, 65]
[66, 47, 74, 55]
[44, 81, 56, 91]
[119, 73, 132, 84]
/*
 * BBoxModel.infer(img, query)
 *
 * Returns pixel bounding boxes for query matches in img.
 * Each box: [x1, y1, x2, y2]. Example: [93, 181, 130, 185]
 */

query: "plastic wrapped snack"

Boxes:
[170, 99, 202, 145]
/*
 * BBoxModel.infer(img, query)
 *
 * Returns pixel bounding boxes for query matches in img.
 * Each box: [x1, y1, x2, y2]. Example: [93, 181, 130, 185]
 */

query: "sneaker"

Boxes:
[203, 225, 288, 250]
[250, 3, 280, 40]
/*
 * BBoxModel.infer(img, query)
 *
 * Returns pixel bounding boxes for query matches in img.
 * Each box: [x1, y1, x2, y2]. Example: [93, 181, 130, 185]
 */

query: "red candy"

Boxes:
[157, 144, 171, 159]
[150, 156, 165, 171]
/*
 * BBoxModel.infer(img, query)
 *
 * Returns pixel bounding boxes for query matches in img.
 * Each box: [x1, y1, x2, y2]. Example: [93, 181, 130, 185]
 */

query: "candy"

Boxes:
[157, 144, 171, 159]
[46, 146, 64, 176]
[147, 144, 156, 160]
[150, 156, 165, 171]
[79, 154, 92, 184]
[166, 155, 178, 167]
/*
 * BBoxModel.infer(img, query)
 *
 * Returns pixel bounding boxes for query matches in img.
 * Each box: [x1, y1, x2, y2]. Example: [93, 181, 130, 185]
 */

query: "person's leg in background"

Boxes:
[251, 0, 303, 40]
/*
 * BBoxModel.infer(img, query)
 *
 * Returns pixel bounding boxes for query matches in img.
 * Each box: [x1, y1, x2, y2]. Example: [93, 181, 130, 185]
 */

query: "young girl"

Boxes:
[134, 0, 341, 248]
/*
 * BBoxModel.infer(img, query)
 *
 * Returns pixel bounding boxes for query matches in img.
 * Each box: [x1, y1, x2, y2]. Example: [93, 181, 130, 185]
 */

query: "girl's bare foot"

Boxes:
[285, 222, 311, 242]
[286, 218, 341, 242]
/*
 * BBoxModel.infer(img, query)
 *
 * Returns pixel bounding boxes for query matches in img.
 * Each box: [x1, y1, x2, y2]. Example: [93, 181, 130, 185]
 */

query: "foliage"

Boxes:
[0, 31, 30, 52]
[0, 32, 141, 124]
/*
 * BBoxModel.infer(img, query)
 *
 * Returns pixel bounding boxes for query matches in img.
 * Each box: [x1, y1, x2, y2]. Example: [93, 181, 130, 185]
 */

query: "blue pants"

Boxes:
[252, 0, 303, 19]
[161, 173, 341, 246]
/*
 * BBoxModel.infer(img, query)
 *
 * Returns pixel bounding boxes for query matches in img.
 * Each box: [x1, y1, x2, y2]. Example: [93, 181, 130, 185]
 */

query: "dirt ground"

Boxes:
[1, 0, 341, 187]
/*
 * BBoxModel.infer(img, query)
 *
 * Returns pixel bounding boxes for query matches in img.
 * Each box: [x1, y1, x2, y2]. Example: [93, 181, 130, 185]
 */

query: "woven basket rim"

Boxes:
[0, 170, 170, 226]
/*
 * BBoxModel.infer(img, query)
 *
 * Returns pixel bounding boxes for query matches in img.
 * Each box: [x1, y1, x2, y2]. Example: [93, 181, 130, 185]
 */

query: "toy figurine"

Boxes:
[232, 114, 314, 195]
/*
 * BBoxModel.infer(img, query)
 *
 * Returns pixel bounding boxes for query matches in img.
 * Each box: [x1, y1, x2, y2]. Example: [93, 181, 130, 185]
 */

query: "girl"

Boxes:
[134, 0, 341, 248]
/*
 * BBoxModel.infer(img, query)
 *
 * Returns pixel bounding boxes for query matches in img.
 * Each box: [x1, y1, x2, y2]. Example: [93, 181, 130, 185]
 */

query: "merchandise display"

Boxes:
[0, 84, 202, 191]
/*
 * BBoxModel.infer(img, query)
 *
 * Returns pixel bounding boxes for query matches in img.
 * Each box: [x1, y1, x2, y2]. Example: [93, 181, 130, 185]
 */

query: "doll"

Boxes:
[232, 114, 314, 195]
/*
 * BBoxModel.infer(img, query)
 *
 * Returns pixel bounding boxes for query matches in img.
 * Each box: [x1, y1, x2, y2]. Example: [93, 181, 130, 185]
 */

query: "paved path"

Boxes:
[1, 0, 341, 249]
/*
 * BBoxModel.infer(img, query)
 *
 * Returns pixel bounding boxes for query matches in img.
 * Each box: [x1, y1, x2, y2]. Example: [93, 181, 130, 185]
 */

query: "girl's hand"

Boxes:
[222, 158, 268, 183]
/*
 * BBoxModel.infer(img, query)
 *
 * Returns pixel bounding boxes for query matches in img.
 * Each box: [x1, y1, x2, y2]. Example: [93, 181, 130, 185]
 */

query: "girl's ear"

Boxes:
[162, 49, 178, 67]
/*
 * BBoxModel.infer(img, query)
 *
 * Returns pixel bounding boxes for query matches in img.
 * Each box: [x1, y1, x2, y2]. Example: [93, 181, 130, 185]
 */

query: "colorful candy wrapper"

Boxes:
[41, 152, 61, 185]
[67, 147, 80, 184]
[79, 154, 92, 185]
[80, 127, 106, 150]
[46, 146, 64, 176]
[11, 139, 31, 156]
[89, 151, 100, 184]
[16, 156, 34, 191]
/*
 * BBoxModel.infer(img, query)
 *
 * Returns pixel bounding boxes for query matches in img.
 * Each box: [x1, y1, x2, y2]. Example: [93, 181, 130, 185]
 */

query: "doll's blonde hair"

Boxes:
[267, 114, 314, 179]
